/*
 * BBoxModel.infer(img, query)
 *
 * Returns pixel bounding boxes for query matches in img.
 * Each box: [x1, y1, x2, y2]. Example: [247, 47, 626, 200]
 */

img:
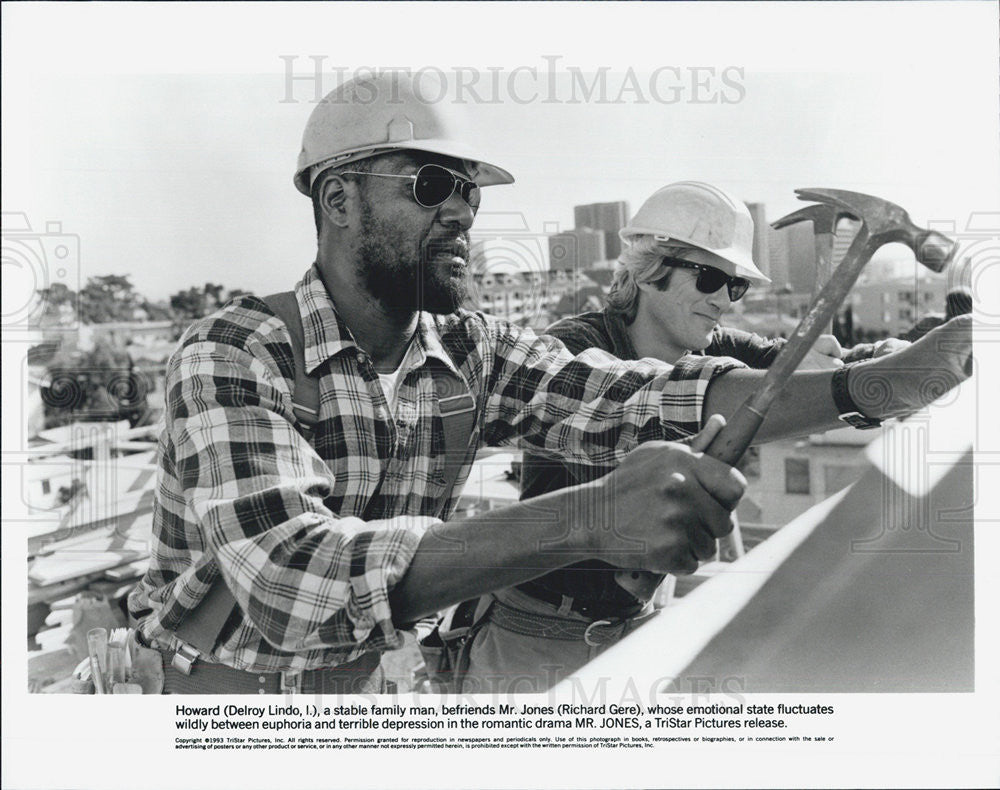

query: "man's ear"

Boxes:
[318, 175, 351, 229]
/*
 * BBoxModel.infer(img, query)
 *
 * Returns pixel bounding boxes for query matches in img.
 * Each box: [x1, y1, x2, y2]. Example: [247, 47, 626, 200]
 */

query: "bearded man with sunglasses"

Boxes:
[129, 77, 753, 693]
[129, 74, 971, 694]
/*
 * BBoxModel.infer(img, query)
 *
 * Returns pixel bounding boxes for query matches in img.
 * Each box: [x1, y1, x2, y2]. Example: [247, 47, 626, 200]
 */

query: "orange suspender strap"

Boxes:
[172, 292, 475, 666]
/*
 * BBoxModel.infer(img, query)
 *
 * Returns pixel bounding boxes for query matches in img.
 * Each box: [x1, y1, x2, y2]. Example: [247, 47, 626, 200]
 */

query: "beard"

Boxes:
[357, 202, 469, 314]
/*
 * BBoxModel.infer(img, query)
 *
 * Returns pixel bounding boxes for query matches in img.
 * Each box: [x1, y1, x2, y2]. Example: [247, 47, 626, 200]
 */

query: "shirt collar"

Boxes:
[418, 314, 463, 377]
[295, 264, 462, 377]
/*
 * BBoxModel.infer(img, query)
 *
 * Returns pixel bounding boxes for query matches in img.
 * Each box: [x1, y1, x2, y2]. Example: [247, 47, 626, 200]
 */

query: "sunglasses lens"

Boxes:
[664, 256, 751, 302]
[461, 182, 482, 209]
[728, 278, 750, 301]
[695, 268, 730, 295]
[413, 165, 455, 207]
[413, 164, 480, 209]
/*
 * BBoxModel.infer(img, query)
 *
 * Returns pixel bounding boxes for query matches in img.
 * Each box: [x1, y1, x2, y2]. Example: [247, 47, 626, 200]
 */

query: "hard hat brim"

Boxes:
[295, 140, 515, 196]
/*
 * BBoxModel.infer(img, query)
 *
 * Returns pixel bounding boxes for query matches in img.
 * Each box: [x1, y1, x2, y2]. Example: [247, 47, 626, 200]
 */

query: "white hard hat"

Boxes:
[294, 72, 515, 196]
[620, 181, 770, 283]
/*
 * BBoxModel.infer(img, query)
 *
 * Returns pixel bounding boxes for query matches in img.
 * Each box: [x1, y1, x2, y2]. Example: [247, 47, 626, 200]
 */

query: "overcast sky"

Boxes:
[3, 2, 998, 302]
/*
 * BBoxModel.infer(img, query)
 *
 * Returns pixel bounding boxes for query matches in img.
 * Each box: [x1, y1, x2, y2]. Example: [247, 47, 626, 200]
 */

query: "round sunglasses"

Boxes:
[340, 163, 481, 209]
[662, 256, 751, 302]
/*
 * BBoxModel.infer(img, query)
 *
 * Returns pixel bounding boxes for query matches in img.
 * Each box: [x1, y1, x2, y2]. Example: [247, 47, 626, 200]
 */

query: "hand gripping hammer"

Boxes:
[615, 188, 956, 602]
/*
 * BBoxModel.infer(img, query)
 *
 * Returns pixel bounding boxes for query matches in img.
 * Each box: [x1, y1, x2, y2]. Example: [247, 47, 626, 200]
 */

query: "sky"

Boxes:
[3, 2, 999, 307]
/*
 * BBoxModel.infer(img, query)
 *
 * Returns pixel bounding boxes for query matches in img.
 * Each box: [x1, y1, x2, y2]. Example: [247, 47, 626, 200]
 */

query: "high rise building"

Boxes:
[766, 225, 789, 288]
[766, 215, 861, 294]
[548, 228, 606, 273]
[850, 274, 946, 339]
[784, 221, 819, 294]
[745, 202, 771, 280]
[573, 201, 629, 261]
[767, 221, 815, 291]
[832, 218, 861, 267]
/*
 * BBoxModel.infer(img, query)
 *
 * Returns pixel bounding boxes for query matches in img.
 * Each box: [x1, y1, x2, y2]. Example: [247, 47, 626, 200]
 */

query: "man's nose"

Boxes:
[437, 190, 476, 231]
[706, 285, 729, 310]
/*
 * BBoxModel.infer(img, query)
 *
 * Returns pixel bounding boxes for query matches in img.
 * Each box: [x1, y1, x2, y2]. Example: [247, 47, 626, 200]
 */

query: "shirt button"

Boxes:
[356, 352, 367, 364]
[259, 676, 266, 684]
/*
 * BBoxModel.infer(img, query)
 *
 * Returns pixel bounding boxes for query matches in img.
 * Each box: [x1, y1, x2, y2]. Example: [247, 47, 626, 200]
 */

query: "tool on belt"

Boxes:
[615, 188, 957, 602]
[75, 626, 163, 694]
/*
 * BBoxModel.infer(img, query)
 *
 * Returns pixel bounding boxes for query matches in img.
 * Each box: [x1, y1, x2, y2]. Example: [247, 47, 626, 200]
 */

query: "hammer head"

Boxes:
[791, 188, 956, 272]
[771, 202, 856, 236]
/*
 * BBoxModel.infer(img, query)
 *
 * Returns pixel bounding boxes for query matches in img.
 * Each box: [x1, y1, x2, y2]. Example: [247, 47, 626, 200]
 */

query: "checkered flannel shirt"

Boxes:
[129, 265, 745, 673]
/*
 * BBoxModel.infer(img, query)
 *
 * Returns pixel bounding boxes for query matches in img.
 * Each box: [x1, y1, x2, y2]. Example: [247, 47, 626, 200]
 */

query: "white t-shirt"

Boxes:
[375, 339, 420, 415]
[376, 366, 405, 416]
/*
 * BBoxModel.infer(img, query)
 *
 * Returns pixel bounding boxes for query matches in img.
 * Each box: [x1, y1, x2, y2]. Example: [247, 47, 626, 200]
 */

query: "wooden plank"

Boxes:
[28, 572, 107, 607]
[29, 549, 148, 586]
[677, 453, 973, 692]
[563, 451, 973, 693]
[28, 493, 154, 557]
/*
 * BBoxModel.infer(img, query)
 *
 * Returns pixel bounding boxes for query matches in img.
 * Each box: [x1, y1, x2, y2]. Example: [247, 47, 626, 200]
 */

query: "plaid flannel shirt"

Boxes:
[129, 265, 745, 673]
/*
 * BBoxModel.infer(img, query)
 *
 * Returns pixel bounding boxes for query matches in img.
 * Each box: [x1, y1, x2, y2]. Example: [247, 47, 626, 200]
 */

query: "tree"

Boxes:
[169, 286, 206, 320]
[78, 275, 140, 323]
[203, 282, 225, 310]
[140, 299, 174, 321]
[41, 338, 151, 429]
[34, 282, 77, 326]
[169, 282, 250, 320]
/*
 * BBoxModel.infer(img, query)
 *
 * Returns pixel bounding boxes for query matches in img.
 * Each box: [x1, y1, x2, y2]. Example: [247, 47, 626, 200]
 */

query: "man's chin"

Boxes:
[420, 282, 467, 314]
[689, 334, 715, 353]
[381, 275, 467, 315]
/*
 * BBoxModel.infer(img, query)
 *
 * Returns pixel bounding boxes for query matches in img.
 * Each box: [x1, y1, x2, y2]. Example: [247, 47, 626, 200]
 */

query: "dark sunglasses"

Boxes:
[662, 256, 751, 302]
[340, 163, 481, 209]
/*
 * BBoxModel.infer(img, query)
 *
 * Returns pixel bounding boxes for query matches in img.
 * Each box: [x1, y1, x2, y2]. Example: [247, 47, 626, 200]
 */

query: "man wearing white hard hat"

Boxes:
[463, 181, 907, 692]
[129, 73, 970, 694]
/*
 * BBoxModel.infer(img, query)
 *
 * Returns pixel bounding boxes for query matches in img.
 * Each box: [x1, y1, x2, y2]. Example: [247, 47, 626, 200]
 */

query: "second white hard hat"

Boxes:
[620, 181, 770, 283]
[294, 72, 515, 196]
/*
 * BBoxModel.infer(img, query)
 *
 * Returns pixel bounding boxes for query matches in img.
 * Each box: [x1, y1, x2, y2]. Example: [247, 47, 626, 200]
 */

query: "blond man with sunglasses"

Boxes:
[459, 182, 915, 692]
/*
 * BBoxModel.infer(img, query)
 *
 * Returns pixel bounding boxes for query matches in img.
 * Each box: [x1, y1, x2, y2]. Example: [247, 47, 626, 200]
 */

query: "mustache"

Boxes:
[424, 233, 470, 261]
